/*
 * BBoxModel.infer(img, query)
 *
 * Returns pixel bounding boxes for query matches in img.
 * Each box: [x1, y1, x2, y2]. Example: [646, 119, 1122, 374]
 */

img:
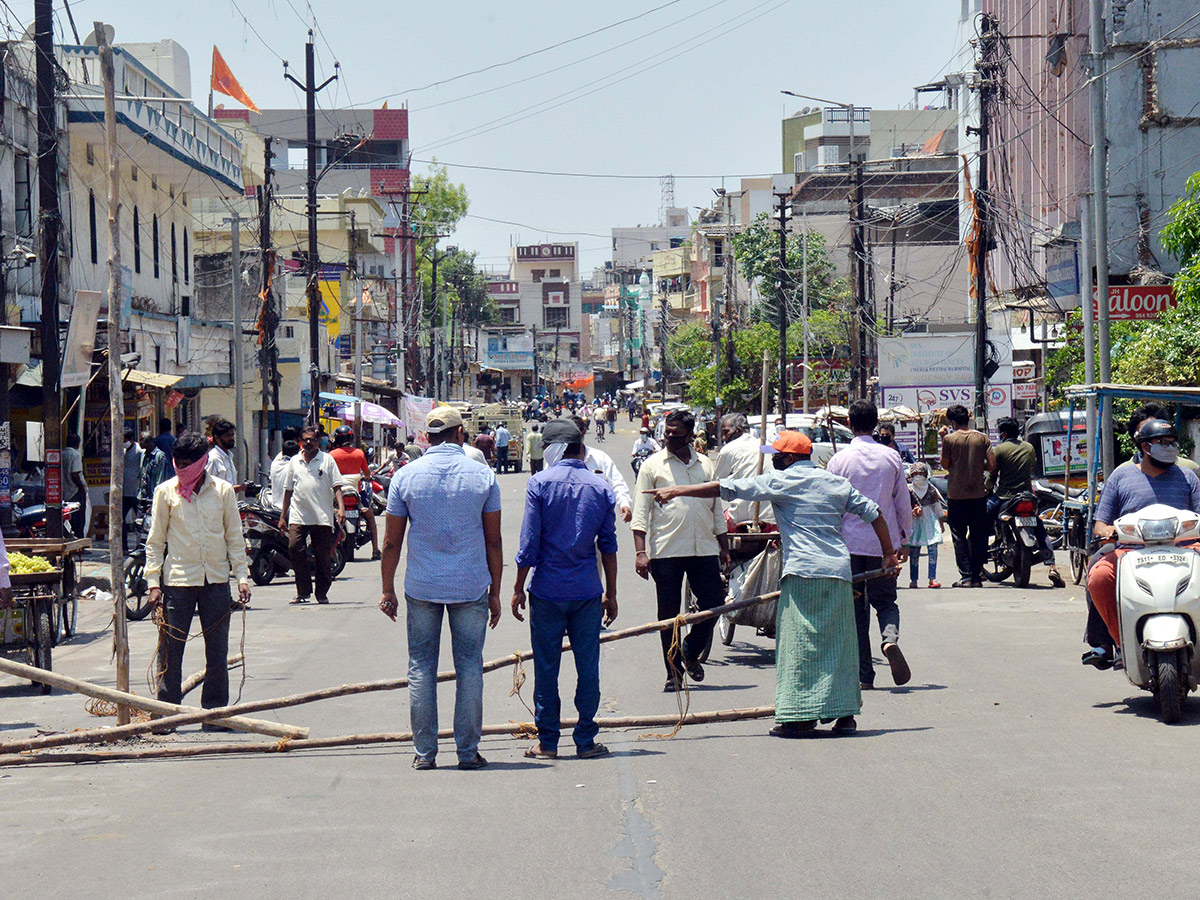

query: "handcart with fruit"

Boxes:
[1, 539, 91, 692]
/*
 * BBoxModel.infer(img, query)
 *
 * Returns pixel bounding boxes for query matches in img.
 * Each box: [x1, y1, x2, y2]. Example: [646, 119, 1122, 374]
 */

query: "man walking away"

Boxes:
[474, 425, 496, 468]
[827, 401, 913, 688]
[646, 430, 899, 738]
[607, 402, 618, 435]
[278, 426, 345, 604]
[713, 413, 775, 530]
[525, 423, 545, 475]
[568, 416, 633, 523]
[379, 406, 504, 771]
[631, 409, 730, 690]
[268, 427, 301, 507]
[988, 417, 1064, 587]
[940, 404, 996, 587]
[122, 428, 142, 554]
[156, 417, 176, 475]
[63, 433, 87, 539]
[495, 422, 512, 473]
[144, 432, 251, 727]
[512, 419, 618, 760]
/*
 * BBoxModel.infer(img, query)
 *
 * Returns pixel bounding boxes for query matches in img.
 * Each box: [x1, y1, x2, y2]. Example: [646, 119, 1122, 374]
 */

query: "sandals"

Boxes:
[1048, 570, 1066, 588]
[577, 743, 610, 759]
[524, 745, 557, 760]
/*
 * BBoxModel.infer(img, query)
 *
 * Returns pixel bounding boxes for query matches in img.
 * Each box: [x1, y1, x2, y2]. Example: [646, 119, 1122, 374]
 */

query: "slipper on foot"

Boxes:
[577, 743, 609, 759]
[524, 745, 557, 760]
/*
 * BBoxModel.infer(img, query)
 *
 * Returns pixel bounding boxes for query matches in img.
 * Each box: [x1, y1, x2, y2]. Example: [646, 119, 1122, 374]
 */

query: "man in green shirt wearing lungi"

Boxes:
[646, 430, 900, 738]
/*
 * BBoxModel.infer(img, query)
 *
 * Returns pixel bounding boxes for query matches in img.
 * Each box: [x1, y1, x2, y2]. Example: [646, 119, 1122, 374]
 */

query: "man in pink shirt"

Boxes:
[826, 400, 914, 688]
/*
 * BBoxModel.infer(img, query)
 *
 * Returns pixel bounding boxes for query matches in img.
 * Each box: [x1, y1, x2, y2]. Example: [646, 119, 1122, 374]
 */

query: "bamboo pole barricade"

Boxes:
[180, 655, 245, 699]
[0, 571, 892, 763]
[0, 707, 776, 766]
[0, 657, 306, 740]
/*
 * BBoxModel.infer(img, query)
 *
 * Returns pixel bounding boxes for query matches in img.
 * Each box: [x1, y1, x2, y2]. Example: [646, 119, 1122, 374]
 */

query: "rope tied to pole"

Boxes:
[508, 651, 534, 719]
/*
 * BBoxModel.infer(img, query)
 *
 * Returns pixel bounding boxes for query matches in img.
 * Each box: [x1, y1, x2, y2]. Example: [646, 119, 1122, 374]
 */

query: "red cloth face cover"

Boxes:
[175, 455, 208, 500]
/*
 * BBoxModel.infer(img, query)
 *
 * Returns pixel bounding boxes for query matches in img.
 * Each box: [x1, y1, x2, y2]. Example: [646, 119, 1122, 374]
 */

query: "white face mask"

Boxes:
[544, 443, 567, 468]
[912, 476, 929, 493]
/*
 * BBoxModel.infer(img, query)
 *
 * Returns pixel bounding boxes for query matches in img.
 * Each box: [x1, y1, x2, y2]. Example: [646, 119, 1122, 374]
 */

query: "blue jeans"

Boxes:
[529, 594, 602, 753]
[406, 594, 489, 763]
[908, 544, 939, 583]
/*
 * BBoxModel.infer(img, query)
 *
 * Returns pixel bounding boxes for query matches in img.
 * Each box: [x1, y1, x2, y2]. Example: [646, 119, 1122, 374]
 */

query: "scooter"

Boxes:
[631, 447, 654, 477]
[1111, 503, 1200, 723]
[340, 480, 375, 561]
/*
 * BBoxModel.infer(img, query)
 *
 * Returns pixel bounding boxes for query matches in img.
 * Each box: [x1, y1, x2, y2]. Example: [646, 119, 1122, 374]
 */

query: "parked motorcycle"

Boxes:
[241, 496, 346, 586]
[987, 492, 1041, 588]
[13, 488, 79, 539]
[122, 502, 155, 621]
[1108, 503, 1200, 723]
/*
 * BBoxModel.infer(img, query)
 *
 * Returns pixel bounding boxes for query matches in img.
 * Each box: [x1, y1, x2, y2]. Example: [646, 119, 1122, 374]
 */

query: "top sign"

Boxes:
[1093, 285, 1176, 321]
[517, 244, 576, 261]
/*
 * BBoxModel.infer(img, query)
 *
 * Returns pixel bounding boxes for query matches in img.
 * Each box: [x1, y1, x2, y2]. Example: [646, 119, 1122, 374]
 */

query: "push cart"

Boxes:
[1, 570, 63, 693]
[6, 538, 91, 643]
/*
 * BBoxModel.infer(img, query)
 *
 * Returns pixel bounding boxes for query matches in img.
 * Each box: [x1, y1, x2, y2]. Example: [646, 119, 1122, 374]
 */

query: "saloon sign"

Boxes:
[1092, 285, 1177, 321]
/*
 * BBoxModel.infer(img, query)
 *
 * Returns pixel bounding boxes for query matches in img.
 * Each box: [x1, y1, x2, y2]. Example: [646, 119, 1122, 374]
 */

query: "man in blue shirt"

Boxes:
[379, 406, 503, 771]
[494, 423, 511, 473]
[512, 418, 618, 761]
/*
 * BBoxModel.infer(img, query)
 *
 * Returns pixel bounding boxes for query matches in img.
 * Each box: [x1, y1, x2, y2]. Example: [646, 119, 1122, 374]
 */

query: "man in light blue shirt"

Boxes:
[379, 406, 503, 771]
[647, 430, 899, 739]
[495, 423, 512, 472]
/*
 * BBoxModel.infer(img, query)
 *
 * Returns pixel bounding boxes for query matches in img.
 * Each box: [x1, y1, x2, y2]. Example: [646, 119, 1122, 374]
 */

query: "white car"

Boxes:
[745, 413, 854, 468]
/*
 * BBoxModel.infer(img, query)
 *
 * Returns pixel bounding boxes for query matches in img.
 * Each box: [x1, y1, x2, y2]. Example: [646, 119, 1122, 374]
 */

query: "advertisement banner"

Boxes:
[402, 395, 437, 449]
[1041, 433, 1089, 475]
[62, 290, 103, 388]
[319, 279, 342, 340]
[880, 383, 1013, 418]
[485, 351, 534, 370]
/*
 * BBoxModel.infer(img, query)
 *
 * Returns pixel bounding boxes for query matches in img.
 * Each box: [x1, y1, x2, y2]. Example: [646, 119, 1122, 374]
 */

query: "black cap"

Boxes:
[542, 418, 582, 445]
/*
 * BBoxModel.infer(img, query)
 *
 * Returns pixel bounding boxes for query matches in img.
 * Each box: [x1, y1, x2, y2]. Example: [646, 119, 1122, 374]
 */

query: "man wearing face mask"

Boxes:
[568, 415, 632, 523]
[876, 423, 915, 464]
[1086, 419, 1200, 657]
[646, 430, 899, 737]
[631, 409, 729, 690]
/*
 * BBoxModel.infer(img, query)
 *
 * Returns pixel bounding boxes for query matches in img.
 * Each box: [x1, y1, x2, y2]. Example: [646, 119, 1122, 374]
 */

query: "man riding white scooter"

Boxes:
[1085, 419, 1200, 669]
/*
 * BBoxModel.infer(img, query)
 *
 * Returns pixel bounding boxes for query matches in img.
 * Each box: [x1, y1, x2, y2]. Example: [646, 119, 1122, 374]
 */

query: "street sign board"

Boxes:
[1013, 381, 1039, 400]
[1092, 285, 1176, 321]
[1012, 361, 1036, 380]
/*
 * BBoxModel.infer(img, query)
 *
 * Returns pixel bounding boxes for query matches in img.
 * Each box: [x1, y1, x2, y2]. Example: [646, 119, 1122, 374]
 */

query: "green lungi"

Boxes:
[774, 574, 861, 722]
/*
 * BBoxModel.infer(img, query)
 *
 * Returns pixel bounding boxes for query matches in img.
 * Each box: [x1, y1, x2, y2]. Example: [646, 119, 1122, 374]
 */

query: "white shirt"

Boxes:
[632, 436, 660, 456]
[145, 475, 250, 589]
[206, 444, 237, 485]
[714, 432, 775, 525]
[282, 450, 339, 527]
[584, 445, 632, 512]
[62, 446, 84, 500]
[631, 449, 724, 559]
[495, 426, 511, 448]
[268, 451, 293, 507]
[464, 444, 487, 465]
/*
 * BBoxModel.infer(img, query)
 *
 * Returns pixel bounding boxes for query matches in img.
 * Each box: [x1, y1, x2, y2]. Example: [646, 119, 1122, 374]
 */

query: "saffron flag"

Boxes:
[210, 46, 260, 114]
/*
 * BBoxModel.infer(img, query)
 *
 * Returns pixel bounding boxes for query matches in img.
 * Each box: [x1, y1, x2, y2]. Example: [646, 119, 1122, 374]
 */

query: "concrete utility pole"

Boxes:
[223, 214, 246, 477]
[802, 212, 810, 414]
[774, 191, 790, 417]
[95, 21, 129, 724]
[284, 33, 337, 425]
[1089, 0, 1114, 475]
[1080, 193, 1097, 498]
[973, 14, 997, 429]
[35, 0, 63, 540]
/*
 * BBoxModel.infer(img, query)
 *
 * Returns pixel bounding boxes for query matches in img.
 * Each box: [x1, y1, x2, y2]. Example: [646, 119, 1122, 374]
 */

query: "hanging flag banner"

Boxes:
[211, 46, 261, 114]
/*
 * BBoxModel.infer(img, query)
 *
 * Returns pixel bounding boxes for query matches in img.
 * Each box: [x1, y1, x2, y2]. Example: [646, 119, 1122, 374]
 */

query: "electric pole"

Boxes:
[284, 33, 337, 425]
[35, 0, 63, 539]
[257, 136, 279, 476]
[851, 163, 868, 401]
[802, 213, 810, 414]
[774, 191, 790, 417]
[972, 14, 997, 428]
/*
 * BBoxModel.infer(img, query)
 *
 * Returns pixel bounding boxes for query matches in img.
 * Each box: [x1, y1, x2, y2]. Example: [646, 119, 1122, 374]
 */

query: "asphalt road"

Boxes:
[2, 423, 1197, 899]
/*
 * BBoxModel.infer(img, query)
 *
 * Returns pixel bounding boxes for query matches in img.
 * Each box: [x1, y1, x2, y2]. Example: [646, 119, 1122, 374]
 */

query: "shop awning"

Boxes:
[123, 369, 183, 389]
[320, 391, 361, 403]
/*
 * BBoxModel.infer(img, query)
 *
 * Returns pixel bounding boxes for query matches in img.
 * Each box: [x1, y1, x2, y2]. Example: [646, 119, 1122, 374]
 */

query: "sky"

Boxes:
[36, 0, 964, 274]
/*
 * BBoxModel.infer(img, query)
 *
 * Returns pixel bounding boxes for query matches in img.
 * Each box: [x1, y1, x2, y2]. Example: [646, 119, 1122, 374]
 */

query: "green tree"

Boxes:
[729, 213, 838, 324]
[412, 162, 471, 324]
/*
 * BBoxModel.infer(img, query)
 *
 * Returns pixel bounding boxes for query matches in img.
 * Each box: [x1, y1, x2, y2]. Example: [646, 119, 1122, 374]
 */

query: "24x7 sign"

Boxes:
[1092, 285, 1177, 321]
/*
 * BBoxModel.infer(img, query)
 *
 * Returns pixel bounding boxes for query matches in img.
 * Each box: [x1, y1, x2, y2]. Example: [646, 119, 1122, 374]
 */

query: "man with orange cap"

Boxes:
[647, 429, 899, 738]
